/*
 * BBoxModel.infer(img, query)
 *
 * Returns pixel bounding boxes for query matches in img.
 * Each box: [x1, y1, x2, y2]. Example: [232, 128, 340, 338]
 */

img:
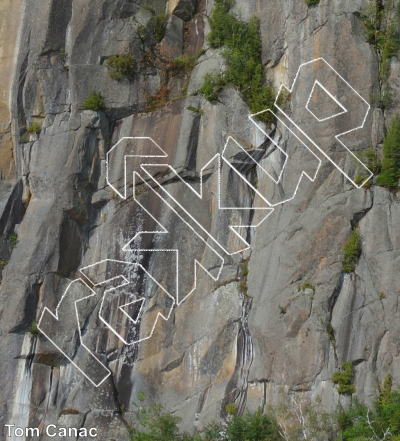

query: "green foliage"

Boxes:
[199, 73, 225, 101]
[304, 0, 320, 5]
[26, 121, 41, 133]
[376, 113, 400, 187]
[332, 361, 356, 394]
[241, 264, 249, 278]
[202, 422, 221, 441]
[105, 55, 135, 80]
[238, 280, 248, 297]
[225, 408, 280, 441]
[370, 88, 394, 108]
[128, 391, 400, 441]
[356, 145, 381, 175]
[187, 106, 204, 115]
[200, 1, 275, 122]
[355, 147, 377, 186]
[354, 174, 365, 186]
[28, 320, 40, 336]
[9, 234, 17, 248]
[225, 403, 237, 415]
[151, 11, 167, 43]
[130, 403, 199, 441]
[137, 390, 146, 402]
[173, 50, 205, 73]
[0, 259, 7, 269]
[145, 85, 169, 112]
[60, 47, 67, 62]
[267, 395, 336, 441]
[342, 228, 361, 273]
[327, 323, 336, 347]
[82, 90, 105, 111]
[361, 1, 400, 109]
[379, 373, 393, 403]
[380, 291, 387, 299]
[141, 4, 155, 13]
[137, 24, 148, 42]
[338, 386, 400, 441]
[298, 281, 315, 292]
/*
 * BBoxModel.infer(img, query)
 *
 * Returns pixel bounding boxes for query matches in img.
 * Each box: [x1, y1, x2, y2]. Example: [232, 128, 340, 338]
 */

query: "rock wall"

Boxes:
[1, 0, 400, 439]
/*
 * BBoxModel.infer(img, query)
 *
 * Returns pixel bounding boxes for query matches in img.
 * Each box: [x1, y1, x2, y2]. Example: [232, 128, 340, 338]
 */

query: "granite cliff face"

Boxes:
[0, 0, 400, 439]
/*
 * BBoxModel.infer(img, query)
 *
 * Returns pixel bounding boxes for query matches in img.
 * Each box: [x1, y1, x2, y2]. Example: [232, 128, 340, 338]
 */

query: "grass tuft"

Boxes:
[28, 320, 40, 336]
[27, 121, 41, 134]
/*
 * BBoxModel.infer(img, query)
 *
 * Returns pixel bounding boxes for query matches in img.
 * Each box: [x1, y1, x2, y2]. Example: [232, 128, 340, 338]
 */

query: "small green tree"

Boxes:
[131, 402, 200, 441]
[304, 0, 320, 5]
[342, 228, 361, 273]
[376, 113, 400, 187]
[332, 361, 356, 394]
[105, 55, 135, 80]
[225, 408, 280, 441]
[326, 323, 336, 347]
[361, 1, 400, 109]
[82, 90, 105, 111]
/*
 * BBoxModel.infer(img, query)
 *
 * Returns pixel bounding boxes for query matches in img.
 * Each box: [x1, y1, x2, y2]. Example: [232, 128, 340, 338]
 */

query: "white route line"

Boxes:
[39, 57, 373, 386]
[234, 118, 322, 207]
[37, 279, 112, 388]
[126, 172, 225, 306]
[81, 258, 176, 346]
[306, 80, 347, 122]
[106, 136, 168, 200]
[140, 152, 274, 257]
[273, 57, 373, 188]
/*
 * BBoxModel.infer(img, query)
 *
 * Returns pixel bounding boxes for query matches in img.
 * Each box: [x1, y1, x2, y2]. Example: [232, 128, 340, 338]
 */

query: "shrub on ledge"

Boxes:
[82, 90, 104, 111]
[105, 54, 135, 80]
